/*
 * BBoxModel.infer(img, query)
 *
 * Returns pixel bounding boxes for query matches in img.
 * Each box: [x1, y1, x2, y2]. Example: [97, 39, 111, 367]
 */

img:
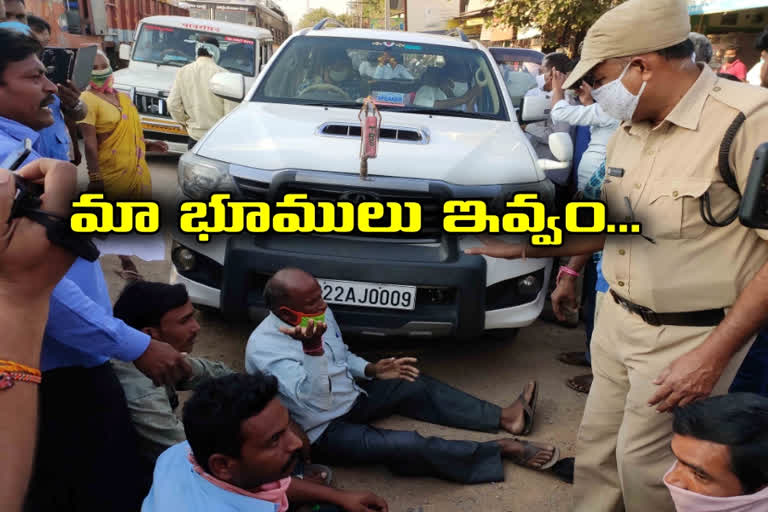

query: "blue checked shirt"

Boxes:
[583, 161, 610, 293]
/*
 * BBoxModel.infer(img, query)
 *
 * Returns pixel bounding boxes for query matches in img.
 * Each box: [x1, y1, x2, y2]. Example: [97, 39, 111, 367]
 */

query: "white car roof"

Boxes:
[139, 16, 273, 41]
[303, 27, 477, 50]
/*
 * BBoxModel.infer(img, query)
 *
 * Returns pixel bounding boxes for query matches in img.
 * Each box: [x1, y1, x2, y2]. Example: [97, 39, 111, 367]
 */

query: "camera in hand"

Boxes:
[11, 174, 100, 262]
[739, 143, 768, 229]
[42, 47, 75, 86]
[41, 45, 97, 90]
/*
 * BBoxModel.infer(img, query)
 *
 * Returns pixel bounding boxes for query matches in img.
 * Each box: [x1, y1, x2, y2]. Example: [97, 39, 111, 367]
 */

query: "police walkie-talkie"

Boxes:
[739, 143, 768, 230]
[3, 139, 100, 261]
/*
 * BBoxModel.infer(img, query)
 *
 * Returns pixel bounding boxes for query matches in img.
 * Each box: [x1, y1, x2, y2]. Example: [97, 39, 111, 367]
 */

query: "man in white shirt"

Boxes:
[549, 69, 619, 191]
[747, 29, 768, 87]
[358, 52, 379, 78]
[245, 268, 564, 485]
[413, 67, 481, 110]
[167, 37, 238, 149]
[373, 53, 414, 80]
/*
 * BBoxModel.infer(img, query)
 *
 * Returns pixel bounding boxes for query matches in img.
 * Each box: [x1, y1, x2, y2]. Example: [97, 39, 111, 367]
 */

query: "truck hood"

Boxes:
[113, 63, 179, 93]
[197, 103, 544, 186]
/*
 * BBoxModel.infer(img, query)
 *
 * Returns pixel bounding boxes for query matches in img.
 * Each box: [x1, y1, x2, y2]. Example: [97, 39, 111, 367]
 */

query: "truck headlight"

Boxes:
[178, 152, 236, 200]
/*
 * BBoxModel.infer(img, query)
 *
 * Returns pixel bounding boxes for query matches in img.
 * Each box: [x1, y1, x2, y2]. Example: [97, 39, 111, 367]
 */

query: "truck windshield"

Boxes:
[133, 24, 257, 76]
[253, 36, 507, 120]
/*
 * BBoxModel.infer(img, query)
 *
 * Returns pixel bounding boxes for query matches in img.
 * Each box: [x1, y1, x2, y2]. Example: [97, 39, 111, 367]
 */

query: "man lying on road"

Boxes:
[142, 373, 388, 512]
[245, 267, 563, 485]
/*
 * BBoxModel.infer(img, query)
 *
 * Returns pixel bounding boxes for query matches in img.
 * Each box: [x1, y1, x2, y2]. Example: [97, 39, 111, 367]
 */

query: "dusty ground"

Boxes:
[99, 157, 588, 512]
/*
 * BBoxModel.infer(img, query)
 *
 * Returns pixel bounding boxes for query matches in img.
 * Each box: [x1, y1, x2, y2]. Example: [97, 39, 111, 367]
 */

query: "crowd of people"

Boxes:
[1, 0, 768, 511]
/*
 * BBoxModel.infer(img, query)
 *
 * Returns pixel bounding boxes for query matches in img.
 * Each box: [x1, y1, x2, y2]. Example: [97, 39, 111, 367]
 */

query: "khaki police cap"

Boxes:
[563, 0, 691, 89]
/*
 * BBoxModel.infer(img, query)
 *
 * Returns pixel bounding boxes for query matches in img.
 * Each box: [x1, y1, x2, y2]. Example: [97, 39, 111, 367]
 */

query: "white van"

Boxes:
[113, 16, 274, 154]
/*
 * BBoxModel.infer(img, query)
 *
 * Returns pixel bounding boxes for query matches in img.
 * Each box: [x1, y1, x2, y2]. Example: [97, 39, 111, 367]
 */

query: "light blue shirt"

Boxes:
[0, 114, 44, 167]
[38, 95, 72, 162]
[142, 442, 278, 512]
[245, 308, 371, 443]
[0, 116, 151, 371]
[0, 21, 31, 33]
[42, 257, 151, 371]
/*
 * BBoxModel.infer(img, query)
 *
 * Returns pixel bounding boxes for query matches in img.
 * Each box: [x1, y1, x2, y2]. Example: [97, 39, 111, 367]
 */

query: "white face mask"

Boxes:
[591, 61, 647, 122]
[536, 73, 546, 90]
[453, 81, 468, 96]
[664, 467, 768, 512]
[329, 69, 348, 81]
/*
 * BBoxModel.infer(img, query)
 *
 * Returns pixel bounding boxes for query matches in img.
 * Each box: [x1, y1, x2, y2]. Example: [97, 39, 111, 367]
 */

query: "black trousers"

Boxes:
[311, 375, 504, 484]
[24, 363, 148, 512]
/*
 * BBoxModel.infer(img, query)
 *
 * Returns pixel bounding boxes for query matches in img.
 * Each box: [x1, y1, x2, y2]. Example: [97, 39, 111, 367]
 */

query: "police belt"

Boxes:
[609, 290, 725, 327]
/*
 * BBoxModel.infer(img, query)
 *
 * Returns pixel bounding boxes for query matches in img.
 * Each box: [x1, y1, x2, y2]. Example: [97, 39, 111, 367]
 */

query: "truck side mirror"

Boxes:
[118, 43, 131, 61]
[210, 72, 245, 103]
[521, 95, 550, 123]
[739, 143, 768, 229]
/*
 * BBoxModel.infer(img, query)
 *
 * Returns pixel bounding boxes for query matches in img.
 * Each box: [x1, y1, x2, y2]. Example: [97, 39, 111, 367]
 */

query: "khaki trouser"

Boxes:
[594, 290, 606, 326]
[573, 295, 755, 512]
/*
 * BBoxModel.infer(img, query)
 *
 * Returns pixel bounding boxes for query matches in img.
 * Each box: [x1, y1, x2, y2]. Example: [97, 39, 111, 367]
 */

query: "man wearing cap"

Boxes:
[466, 0, 768, 510]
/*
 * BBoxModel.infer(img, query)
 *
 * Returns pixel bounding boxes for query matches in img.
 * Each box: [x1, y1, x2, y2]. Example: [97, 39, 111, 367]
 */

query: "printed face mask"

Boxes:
[279, 305, 327, 328]
[90, 67, 113, 87]
[590, 61, 647, 122]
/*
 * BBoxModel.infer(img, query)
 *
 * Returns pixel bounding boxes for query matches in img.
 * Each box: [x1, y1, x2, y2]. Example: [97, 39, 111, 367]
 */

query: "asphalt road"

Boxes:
[98, 156, 586, 512]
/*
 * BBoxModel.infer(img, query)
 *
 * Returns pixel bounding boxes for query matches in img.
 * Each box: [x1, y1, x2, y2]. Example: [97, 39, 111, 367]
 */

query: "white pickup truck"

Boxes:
[113, 15, 274, 154]
[170, 21, 572, 339]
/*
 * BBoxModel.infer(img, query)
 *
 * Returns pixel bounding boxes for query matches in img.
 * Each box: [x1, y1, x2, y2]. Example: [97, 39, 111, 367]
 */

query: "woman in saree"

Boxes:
[79, 50, 168, 280]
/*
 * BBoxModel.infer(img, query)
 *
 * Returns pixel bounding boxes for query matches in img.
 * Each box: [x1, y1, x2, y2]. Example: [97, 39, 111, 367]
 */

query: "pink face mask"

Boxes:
[664, 466, 768, 512]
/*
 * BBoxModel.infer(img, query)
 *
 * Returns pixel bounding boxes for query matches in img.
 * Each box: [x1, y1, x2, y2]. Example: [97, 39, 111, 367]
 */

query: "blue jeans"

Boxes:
[729, 327, 768, 397]
[312, 375, 504, 484]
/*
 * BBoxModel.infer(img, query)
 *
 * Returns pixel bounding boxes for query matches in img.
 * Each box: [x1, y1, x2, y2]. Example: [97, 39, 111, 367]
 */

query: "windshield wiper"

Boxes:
[295, 101, 359, 109]
[379, 105, 498, 119]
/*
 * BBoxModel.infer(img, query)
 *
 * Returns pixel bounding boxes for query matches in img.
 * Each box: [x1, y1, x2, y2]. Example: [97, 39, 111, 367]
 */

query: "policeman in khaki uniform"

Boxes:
[467, 0, 768, 510]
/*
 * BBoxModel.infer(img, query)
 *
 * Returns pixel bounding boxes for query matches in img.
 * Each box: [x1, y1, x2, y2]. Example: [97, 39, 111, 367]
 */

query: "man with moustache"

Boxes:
[246, 268, 561, 486]
[111, 282, 234, 471]
[142, 373, 388, 512]
[0, 31, 192, 512]
[466, 0, 768, 510]
[112, 281, 329, 492]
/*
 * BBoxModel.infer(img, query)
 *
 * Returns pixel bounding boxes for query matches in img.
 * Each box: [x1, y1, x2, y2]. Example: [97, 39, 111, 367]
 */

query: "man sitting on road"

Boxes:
[245, 267, 562, 485]
[111, 282, 234, 470]
[143, 373, 389, 512]
[664, 393, 768, 511]
[112, 281, 330, 487]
